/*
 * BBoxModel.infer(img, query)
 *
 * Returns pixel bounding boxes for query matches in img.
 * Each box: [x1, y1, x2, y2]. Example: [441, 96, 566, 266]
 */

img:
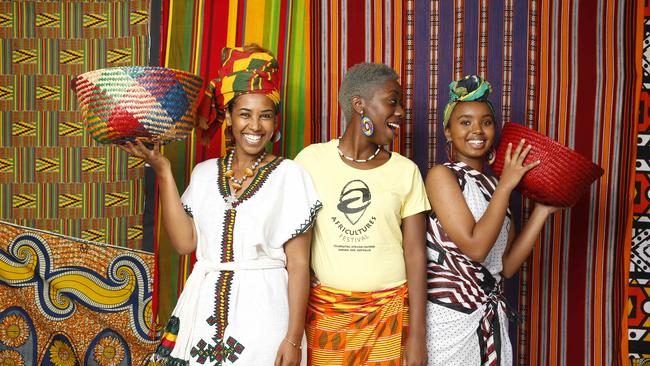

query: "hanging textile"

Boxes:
[0, 0, 150, 250]
[0, 221, 157, 365]
[154, 1, 641, 363]
[629, 0, 650, 361]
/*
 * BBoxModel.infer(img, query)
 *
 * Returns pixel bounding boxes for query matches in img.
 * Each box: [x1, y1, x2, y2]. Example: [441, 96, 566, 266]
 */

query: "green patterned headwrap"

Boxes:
[443, 75, 494, 127]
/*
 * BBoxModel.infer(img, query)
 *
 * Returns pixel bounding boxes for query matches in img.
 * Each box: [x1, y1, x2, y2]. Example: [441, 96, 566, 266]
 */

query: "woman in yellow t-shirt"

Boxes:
[295, 63, 430, 366]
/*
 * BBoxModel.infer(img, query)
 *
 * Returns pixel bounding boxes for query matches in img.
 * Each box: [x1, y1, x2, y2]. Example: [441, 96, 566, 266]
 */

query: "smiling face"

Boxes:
[226, 93, 277, 157]
[445, 101, 496, 164]
[358, 78, 404, 145]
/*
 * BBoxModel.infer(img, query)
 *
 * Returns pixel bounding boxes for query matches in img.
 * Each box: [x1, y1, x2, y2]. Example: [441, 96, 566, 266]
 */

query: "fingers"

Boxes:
[274, 353, 282, 366]
[512, 138, 525, 161]
[504, 142, 513, 163]
[524, 159, 541, 172]
[517, 144, 533, 165]
[505, 139, 539, 169]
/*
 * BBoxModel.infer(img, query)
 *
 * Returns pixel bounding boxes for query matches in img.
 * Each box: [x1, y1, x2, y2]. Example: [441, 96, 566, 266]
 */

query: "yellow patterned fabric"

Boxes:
[0, 221, 157, 364]
[0, 0, 149, 249]
[306, 284, 409, 365]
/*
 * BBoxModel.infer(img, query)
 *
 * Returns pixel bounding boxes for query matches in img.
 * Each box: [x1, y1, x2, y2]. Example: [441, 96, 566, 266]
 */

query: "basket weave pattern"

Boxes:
[492, 123, 604, 207]
[72, 67, 203, 144]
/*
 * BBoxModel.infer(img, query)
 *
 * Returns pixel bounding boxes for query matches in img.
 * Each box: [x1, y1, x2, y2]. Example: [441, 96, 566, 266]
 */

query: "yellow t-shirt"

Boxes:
[295, 139, 430, 292]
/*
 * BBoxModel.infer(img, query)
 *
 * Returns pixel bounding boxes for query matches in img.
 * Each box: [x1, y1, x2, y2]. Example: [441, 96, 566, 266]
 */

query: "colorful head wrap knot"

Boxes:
[197, 46, 281, 144]
[442, 75, 494, 127]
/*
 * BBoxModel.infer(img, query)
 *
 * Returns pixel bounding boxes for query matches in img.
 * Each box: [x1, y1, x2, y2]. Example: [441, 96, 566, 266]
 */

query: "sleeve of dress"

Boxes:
[401, 161, 432, 218]
[266, 160, 322, 248]
[179, 168, 198, 218]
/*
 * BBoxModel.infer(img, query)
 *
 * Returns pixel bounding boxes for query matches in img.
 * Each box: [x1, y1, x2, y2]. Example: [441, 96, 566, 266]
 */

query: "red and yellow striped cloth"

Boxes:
[307, 284, 409, 365]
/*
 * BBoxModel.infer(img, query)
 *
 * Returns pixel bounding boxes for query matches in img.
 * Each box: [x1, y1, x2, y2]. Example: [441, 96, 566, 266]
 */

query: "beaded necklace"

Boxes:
[336, 139, 382, 163]
[225, 150, 266, 192]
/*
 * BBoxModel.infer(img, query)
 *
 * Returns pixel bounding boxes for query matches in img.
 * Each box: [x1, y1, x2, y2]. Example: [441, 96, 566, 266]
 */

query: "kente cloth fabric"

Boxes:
[149, 156, 321, 365]
[426, 162, 512, 366]
[0, 220, 157, 365]
[0, 0, 149, 249]
[196, 47, 281, 143]
[306, 283, 409, 366]
[442, 75, 494, 127]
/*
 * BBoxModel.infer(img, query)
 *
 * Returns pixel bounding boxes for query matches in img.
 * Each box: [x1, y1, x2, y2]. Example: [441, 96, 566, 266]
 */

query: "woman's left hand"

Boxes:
[403, 337, 427, 366]
[274, 340, 301, 366]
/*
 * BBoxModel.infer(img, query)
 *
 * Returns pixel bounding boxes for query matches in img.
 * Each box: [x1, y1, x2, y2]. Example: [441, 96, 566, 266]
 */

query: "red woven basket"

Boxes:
[71, 66, 203, 145]
[491, 123, 604, 207]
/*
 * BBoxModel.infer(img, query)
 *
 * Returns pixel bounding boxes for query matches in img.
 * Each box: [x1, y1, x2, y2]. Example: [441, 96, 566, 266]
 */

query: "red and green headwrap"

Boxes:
[442, 75, 494, 127]
[197, 46, 281, 143]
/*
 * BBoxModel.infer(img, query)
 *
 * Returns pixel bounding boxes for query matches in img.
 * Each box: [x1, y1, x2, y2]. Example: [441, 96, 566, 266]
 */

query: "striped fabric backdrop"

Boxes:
[155, 0, 642, 363]
[629, 0, 650, 362]
[519, 1, 639, 364]
[0, 0, 149, 249]
[310, 0, 406, 154]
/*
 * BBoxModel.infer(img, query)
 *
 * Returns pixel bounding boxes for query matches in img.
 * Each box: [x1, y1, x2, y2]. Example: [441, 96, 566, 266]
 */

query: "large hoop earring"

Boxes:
[487, 148, 496, 165]
[360, 112, 374, 137]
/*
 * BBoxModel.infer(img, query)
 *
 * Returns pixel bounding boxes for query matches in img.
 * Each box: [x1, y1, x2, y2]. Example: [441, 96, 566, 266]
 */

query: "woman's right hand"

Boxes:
[497, 138, 540, 192]
[118, 140, 171, 175]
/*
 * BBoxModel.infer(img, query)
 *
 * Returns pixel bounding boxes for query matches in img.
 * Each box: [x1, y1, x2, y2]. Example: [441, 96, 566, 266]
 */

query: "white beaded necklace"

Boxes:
[336, 139, 382, 163]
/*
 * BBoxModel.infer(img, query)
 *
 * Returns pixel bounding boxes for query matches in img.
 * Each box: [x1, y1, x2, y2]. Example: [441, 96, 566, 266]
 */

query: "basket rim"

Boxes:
[71, 66, 202, 84]
[497, 122, 598, 167]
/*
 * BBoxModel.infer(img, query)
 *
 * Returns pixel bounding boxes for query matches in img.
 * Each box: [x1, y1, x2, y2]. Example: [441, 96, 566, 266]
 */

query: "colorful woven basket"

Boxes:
[491, 122, 604, 207]
[71, 66, 203, 145]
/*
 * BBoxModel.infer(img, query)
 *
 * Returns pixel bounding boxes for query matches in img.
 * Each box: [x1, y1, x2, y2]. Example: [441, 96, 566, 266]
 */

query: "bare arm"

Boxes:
[275, 230, 312, 366]
[402, 212, 427, 366]
[425, 140, 539, 262]
[501, 204, 558, 278]
[119, 141, 196, 254]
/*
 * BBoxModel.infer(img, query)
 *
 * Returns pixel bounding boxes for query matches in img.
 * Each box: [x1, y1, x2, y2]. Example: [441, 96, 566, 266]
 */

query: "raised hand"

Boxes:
[498, 138, 540, 192]
[117, 140, 171, 175]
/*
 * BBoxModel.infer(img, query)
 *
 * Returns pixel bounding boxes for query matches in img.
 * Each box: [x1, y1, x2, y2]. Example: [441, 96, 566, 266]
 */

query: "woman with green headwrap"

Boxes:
[424, 75, 560, 365]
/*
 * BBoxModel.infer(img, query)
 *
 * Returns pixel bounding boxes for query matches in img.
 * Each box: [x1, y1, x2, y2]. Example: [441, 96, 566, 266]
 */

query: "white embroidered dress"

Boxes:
[152, 157, 321, 366]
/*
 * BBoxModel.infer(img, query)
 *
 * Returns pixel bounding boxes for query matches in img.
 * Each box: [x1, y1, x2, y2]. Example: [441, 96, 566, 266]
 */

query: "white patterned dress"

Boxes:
[150, 156, 321, 366]
[426, 162, 513, 366]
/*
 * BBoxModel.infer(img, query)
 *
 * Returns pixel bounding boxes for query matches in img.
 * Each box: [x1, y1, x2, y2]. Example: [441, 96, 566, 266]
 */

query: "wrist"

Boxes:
[283, 337, 302, 350]
[407, 324, 426, 338]
[155, 168, 174, 183]
[494, 184, 514, 197]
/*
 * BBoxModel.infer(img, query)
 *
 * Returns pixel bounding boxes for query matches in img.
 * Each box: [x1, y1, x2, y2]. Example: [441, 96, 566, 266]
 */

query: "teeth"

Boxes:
[387, 122, 400, 130]
[243, 134, 262, 143]
[468, 140, 485, 146]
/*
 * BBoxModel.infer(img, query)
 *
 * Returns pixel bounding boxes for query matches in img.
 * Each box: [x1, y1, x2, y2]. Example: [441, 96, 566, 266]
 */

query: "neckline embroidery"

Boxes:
[217, 155, 283, 210]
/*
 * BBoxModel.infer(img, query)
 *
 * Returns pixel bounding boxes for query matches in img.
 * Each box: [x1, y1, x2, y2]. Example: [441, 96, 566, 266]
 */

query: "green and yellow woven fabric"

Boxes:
[0, 0, 150, 249]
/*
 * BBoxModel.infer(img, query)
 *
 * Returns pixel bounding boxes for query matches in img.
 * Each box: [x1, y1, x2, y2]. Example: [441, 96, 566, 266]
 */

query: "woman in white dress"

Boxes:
[122, 45, 321, 366]
[424, 75, 560, 365]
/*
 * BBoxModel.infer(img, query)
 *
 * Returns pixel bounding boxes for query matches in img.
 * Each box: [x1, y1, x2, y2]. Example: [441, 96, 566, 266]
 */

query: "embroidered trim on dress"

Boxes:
[216, 155, 284, 209]
[291, 200, 323, 238]
[149, 316, 189, 365]
[187, 156, 283, 365]
[182, 204, 193, 218]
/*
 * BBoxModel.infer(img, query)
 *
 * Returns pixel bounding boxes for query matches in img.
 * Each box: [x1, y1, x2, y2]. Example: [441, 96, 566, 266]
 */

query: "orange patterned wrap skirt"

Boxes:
[306, 283, 409, 366]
